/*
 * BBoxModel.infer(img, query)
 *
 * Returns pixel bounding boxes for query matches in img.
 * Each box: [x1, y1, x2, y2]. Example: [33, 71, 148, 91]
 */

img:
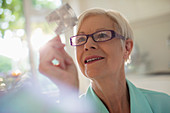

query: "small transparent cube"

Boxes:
[46, 3, 78, 35]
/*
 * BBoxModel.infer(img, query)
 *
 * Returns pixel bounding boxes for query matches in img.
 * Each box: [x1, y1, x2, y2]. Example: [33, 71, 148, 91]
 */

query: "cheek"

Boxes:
[105, 44, 124, 68]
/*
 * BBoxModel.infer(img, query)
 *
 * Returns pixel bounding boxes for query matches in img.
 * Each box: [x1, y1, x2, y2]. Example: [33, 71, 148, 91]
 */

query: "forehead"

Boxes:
[78, 14, 116, 34]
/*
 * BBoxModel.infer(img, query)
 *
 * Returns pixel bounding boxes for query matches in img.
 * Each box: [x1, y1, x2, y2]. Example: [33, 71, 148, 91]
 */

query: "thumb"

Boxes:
[56, 35, 62, 43]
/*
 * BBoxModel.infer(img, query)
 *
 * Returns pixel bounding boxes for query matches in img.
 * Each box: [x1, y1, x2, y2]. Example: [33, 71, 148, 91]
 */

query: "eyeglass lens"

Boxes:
[71, 30, 113, 46]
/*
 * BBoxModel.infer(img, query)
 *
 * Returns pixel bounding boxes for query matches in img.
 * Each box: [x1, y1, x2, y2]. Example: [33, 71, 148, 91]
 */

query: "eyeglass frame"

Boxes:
[70, 30, 126, 46]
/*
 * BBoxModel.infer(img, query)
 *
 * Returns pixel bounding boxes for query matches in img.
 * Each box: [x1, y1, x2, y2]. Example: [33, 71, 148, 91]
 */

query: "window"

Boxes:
[0, 0, 63, 98]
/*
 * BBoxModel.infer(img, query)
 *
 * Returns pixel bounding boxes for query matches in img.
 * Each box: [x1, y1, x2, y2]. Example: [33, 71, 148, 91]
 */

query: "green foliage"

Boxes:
[0, 0, 24, 38]
[32, 0, 62, 9]
[0, 55, 12, 73]
[0, 0, 62, 38]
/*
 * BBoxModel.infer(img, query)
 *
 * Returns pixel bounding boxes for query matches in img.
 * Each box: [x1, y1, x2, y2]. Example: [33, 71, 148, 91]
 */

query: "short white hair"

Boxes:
[76, 8, 134, 40]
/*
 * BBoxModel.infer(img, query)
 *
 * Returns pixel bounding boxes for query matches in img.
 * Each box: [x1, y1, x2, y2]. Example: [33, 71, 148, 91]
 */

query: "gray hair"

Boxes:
[76, 8, 134, 41]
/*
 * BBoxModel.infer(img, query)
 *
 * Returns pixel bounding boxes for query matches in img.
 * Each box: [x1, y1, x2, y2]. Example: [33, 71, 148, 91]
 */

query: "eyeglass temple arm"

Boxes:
[115, 33, 126, 40]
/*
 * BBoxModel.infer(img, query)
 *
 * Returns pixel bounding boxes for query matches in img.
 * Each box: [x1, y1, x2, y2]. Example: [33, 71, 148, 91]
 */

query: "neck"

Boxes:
[91, 73, 130, 113]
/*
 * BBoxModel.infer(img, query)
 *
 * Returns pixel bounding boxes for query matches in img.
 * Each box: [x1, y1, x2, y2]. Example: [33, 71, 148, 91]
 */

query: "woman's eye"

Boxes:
[97, 33, 108, 38]
[77, 37, 85, 43]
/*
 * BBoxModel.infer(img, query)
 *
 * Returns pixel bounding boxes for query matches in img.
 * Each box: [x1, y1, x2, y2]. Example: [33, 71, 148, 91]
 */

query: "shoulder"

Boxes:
[126, 79, 170, 112]
[139, 88, 170, 103]
[139, 88, 170, 112]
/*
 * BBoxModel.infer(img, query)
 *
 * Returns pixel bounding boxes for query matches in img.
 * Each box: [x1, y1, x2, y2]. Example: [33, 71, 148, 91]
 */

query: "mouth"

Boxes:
[84, 56, 105, 64]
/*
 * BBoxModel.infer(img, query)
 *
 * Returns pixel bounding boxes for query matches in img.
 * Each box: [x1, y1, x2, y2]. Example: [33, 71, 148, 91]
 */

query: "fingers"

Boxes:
[40, 46, 66, 69]
[48, 36, 74, 65]
[51, 51, 66, 70]
[39, 62, 63, 79]
[39, 35, 73, 71]
[55, 35, 62, 43]
[49, 36, 65, 49]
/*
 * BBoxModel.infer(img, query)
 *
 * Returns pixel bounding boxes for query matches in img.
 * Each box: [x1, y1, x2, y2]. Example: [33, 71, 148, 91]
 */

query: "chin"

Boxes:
[84, 70, 103, 79]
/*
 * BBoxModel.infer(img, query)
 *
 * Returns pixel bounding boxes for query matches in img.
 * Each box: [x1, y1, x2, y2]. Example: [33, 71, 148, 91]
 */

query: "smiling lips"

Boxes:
[84, 56, 105, 64]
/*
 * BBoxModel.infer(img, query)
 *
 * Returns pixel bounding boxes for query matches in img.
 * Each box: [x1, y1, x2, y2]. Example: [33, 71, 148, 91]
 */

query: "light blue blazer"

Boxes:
[80, 79, 170, 113]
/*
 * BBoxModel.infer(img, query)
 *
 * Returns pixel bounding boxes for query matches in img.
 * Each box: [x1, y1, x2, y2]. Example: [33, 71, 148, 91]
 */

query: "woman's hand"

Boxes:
[39, 36, 79, 91]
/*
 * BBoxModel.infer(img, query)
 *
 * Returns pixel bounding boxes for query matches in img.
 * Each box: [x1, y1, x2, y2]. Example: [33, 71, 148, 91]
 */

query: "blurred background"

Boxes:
[0, 0, 170, 97]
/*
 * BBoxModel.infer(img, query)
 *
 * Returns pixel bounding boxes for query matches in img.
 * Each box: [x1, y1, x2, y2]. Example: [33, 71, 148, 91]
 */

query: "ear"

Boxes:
[123, 38, 133, 60]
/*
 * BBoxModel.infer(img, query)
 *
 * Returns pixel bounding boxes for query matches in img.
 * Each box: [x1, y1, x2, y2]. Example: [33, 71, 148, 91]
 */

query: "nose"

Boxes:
[84, 36, 98, 51]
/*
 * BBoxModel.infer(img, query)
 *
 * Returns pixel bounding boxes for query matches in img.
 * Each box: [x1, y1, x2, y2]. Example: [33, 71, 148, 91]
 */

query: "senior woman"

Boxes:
[39, 8, 170, 113]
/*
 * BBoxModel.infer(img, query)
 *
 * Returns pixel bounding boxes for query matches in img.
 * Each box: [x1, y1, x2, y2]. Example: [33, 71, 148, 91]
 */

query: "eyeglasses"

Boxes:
[70, 30, 125, 46]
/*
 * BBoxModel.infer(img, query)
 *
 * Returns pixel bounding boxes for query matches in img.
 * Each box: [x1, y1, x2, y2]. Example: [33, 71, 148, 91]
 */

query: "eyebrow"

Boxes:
[77, 32, 85, 35]
[95, 28, 108, 31]
[78, 28, 109, 35]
